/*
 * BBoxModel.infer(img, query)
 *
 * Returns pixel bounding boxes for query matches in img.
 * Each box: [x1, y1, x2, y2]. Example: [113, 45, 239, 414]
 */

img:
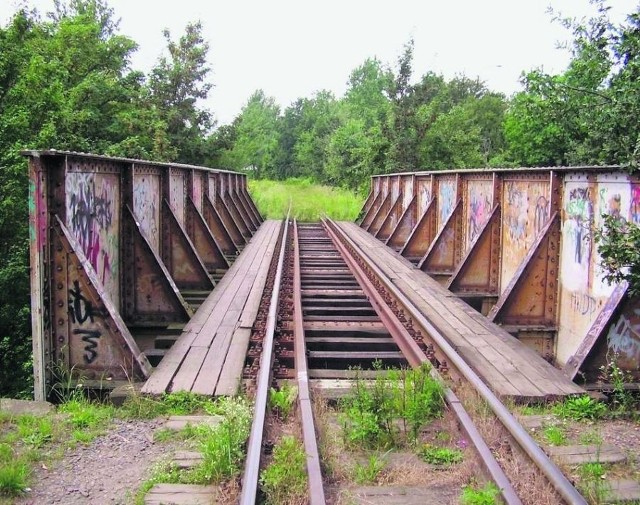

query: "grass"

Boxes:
[260, 435, 307, 505]
[419, 445, 463, 465]
[542, 425, 567, 446]
[578, 462, 611, 503]
[118, 390, 213, 419]
[352, 453, 387, 484]
[0, 390, 246, 501]
[248, 177, 364, 221]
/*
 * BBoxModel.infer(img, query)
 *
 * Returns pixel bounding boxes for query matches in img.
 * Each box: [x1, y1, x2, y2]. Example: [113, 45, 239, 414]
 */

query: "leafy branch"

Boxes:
[595, 214, 640, 297]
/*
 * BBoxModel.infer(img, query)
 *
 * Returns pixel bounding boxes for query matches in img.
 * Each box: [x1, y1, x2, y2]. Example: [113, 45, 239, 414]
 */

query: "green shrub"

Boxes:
[339, 363, 444, 449]
[553, 395, 606, 421]
[268, 381, 298, 421]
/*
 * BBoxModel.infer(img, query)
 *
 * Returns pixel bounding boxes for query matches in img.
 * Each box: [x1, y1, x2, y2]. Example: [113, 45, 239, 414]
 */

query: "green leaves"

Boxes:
[595, 215, 640, 297]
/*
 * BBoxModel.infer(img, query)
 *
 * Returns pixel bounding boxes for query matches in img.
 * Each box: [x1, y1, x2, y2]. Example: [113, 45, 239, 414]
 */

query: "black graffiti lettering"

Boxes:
[68, 280, 95, 324]
[73, 329, 101, 364]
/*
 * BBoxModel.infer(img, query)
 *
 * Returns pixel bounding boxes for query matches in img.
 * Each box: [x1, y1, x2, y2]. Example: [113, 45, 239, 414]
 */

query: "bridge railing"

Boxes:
[26, 150, 261, 400]
[359, 167, 640, 383]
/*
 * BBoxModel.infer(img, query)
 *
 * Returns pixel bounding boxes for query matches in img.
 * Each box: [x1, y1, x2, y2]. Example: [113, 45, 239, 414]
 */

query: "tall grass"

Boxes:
[248, 178, 365, 221]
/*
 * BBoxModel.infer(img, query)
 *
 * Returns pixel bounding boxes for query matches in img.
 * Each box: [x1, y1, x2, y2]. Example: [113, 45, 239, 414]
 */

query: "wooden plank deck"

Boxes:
[338, 221, 584, 402]
[142, 220, 282, 396]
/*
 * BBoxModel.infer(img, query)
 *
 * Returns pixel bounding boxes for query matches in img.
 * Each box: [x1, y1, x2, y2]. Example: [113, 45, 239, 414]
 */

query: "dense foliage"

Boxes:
[0, 0, 215, 397]
[0, 0, 638, 397]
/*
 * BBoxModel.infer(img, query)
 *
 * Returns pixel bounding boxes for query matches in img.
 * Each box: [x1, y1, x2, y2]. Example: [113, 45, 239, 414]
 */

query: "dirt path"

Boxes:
[17, 419, 173, 505]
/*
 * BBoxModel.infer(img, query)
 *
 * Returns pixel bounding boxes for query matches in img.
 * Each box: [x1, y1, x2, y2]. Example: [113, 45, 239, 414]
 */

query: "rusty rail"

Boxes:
[325, 217, 587, 505]
[292, 220, 326, 504]
[323, 219, 521, 504]
[240, 216, 289, 505]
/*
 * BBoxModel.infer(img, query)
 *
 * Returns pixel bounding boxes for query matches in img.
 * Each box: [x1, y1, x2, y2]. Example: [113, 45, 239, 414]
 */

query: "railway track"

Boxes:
[240, 219, 588, 505]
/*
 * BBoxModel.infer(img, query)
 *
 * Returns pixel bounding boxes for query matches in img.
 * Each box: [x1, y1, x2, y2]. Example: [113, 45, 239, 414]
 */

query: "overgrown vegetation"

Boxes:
[595, 215, 640, 297]
[0, 391, 251, 500]
[578, 462, 611, 503]
[418, 444, 464, 465]
[553, 395, 607, 421]
[131, 396, 252, 504]
[260, 435, 308, 505]
[339, 362, 444, 449]
[352, 453, 387, 484]
[0, 392, 116, 497]
[249, 178, 364, 220]
[542, 425, 568, 446]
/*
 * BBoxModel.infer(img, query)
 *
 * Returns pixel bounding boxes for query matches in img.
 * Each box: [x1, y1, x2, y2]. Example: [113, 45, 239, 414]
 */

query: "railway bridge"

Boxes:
[24, 150, 640, 504]
[26, 151, 638, 400]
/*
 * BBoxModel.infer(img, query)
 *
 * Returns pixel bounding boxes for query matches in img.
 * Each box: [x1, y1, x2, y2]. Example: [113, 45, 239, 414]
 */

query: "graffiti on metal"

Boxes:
[437, 179, 456, 231]
[417, 177, 432, 215]
[607, 301, 640, 369]
[557, 174, 636, 364]
[66, 172, 120, 306]
[133, 173, 161, 252]
[500, 180, 549, 289]
[465, 179, 493, 250]
[631, 184, 640, 224]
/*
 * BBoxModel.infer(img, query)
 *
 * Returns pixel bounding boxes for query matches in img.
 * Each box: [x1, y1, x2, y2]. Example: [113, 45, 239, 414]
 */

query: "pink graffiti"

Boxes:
[505, 182, 528, 246]
[468, 189, 491, 243]
[631, 185, 640, 224]
[69, 177, 114, 281]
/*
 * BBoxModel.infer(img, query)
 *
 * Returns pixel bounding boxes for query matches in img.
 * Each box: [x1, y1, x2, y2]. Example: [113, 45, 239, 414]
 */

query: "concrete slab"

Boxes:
[0, 398, 54, 416]
[162, 415, 222, 431]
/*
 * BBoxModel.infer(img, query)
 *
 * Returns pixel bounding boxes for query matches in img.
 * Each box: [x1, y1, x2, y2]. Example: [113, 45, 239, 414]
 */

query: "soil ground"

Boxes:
[14, 419, 176, 505]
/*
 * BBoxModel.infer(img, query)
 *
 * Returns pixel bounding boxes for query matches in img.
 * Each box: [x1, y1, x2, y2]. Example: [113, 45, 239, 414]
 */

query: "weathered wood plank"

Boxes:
[144, 483, 218, 505]
[215, 327, 252, 396]
[338, 221, 584, 401]
[547, 444, 626, 465]
[141, 221, 279, 395]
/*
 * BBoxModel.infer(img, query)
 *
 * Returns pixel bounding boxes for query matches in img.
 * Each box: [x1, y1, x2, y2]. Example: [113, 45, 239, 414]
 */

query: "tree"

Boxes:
[504, 1, 640, 168]
[148, 21, 214, 164]
[219, 90, 280, 178]
[386, 39, 420, 171]
[596, 216, 640, 297]
[324, 59, 391, 190]
[0, 1, 164, 397]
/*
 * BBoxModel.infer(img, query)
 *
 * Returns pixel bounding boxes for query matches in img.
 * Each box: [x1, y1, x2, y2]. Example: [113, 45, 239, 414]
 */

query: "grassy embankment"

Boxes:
[248, 178, 365, 221]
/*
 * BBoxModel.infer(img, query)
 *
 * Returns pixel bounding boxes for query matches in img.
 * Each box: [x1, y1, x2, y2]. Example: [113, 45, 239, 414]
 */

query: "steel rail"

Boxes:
[292, 221, 327, 504]
[240, 216, 290, 505]
[325, 218, 587, 505]
[323, 219, 521, 505]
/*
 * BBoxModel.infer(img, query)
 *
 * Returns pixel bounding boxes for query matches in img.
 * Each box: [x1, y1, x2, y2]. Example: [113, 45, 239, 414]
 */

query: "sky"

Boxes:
[4, 0, 639, 126]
